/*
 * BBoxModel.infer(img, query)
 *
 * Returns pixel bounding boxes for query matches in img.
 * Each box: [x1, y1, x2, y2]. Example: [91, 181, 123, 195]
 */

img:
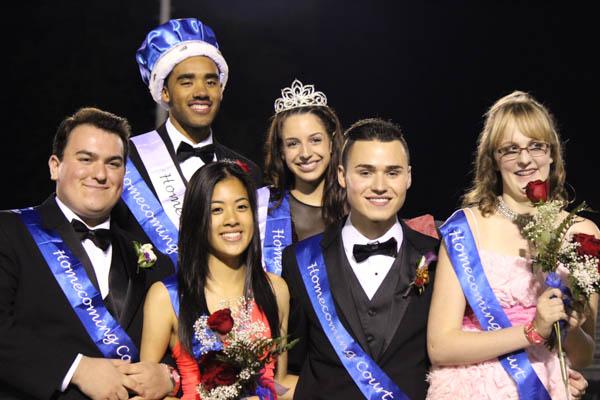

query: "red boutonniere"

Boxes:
[234, 160, 251, 173]
[403, 251, 437, 297]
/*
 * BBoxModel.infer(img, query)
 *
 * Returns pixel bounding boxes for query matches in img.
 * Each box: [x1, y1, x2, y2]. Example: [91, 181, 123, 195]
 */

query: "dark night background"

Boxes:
[3, 0, 600, 385]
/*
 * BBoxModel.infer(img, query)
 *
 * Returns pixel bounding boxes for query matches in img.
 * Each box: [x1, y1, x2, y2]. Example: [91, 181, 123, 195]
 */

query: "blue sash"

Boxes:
[121, 158, 179, 268]
[295, 234, 409, 400]
[262, 191, 293, 275]
[440, 210, 551, 400]
[15, 208, 138, 361]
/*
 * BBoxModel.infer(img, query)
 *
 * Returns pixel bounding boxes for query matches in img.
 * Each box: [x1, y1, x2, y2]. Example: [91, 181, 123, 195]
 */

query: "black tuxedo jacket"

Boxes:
[113, 123, 263, 237]
[0, 197, 174, 399]
[130, 123, 262, 188]
[282, 219, 439, 400]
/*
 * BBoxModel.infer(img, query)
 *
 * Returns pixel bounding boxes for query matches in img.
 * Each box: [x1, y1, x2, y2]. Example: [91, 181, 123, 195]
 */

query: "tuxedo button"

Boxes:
[366, 335, 374, 343]
[368, 309, 376, 317]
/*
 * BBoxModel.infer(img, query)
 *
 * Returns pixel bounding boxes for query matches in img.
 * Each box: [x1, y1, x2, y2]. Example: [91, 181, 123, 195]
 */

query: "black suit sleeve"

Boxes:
[281, 245, 308, 375]
[0, 216, 77, 398]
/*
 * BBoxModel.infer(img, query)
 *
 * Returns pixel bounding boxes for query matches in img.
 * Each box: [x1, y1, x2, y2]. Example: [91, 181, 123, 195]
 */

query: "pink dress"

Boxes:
[172, 301, 276, 400]
[426, 250, 567, 400]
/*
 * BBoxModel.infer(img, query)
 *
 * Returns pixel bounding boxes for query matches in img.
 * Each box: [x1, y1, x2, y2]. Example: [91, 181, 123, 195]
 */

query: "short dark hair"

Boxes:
[341, 118, 410, 167]
[52, 107, 131, 160]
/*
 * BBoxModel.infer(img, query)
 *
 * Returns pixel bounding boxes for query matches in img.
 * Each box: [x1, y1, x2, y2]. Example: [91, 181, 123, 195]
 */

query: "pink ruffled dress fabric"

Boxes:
[426, 250, 568, 400]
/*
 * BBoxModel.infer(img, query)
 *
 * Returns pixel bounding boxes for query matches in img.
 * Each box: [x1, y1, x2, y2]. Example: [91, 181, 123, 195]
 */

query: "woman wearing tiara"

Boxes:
[258, 79, 346, 276]
[140, 161, 296, 399]
[426, 91, 597, 399]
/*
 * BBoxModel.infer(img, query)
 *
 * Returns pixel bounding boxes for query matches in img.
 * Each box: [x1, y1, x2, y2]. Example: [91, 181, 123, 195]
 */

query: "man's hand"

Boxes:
[71, 356, 141, 400]
[119, 361, 173, 400]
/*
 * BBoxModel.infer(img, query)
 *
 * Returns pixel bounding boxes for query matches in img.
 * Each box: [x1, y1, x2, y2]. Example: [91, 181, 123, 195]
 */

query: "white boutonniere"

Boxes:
[133, 241, 157, 271]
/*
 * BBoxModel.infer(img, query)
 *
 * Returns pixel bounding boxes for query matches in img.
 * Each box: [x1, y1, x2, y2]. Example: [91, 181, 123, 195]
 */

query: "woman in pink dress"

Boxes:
[140, 161, 296, 399]
[426, 91, 597, 399]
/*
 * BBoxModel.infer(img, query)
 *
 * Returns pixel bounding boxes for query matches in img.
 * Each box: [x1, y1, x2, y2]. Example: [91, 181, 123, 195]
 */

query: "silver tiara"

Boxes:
[274, 79, 328, 114]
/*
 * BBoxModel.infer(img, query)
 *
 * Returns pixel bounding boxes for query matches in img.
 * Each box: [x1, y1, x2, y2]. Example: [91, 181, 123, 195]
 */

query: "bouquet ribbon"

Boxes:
[440, 210, 551, 400]
[257, 187, 292, 276]
[295, 234, 410, 400]
[121, 155, 179, 269]
[15, 207, 139, 361]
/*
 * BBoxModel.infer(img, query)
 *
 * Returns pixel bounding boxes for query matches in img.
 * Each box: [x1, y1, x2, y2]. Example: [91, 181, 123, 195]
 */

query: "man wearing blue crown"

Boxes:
[282, 118, 440, 399]
[116, 18, 261, 258]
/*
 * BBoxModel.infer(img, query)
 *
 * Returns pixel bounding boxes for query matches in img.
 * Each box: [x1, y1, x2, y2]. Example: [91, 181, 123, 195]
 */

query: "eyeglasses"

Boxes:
[496, 141, 550, 161]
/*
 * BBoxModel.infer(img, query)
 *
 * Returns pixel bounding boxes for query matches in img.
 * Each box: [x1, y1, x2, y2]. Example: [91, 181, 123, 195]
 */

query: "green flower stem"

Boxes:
[554, 321, 570, 400]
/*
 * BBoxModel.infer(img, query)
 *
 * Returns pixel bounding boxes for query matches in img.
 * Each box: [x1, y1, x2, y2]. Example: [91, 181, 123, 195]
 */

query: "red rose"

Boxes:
[235, 159, 251, 173]
[207, 308, 234, 334]
[572, 233, 600, 258]
[525, 180, 549, 204]
[525, 180, 549, 203]
[200, 353, 238, 390]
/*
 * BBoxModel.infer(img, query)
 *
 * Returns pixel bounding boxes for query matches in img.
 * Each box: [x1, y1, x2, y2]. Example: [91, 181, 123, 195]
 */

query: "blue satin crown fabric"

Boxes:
[440, 210, 551, 400]
[136, 18, 220, 85]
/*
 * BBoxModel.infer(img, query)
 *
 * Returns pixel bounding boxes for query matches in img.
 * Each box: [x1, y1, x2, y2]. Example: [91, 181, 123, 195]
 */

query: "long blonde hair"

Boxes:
[462, 91, 567, 215]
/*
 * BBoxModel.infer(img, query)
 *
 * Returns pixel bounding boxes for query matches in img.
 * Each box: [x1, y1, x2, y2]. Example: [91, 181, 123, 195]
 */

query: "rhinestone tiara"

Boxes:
[274, 79, 328, 114]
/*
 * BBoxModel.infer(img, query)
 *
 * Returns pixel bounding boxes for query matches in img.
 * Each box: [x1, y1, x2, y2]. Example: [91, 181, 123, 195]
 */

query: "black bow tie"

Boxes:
[71, 219, 112, 251]
[176, 142, 215, 164]
[352, 237, 397, 263]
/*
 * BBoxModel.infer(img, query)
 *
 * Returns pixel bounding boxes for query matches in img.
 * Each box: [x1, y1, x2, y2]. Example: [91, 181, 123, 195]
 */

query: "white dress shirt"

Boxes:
[341, 215, 403, 300]
[55, 197, 113, 391]
[166, 118, 217, 181]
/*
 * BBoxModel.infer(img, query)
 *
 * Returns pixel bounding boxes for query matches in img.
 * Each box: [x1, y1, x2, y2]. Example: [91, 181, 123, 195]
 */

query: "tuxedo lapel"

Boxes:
[321, 223, 370, 353]
[38, 197, 101, 291]
[156, 124, 188, 186]
[379, 235, 421, 356]
[380, 220, 436, 359]
[213, 140, 228, 160]
[110, 225, 145, 329]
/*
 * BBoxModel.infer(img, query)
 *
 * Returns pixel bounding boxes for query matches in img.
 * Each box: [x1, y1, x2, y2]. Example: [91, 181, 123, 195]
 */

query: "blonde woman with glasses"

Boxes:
[426, 91, 597, 399]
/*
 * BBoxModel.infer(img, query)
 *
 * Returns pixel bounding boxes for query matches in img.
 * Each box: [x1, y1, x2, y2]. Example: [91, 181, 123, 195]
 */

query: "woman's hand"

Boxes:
[566, 304, 588, 332]
[568, 369, 588, 399]
[533, 288, 568, 338]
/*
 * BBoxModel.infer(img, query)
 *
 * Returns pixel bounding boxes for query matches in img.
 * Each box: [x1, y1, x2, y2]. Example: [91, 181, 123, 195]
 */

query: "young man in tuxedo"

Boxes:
[282, 118, 439, 399]
[0, 108, 177, 399]
[115, 17, 262, 257]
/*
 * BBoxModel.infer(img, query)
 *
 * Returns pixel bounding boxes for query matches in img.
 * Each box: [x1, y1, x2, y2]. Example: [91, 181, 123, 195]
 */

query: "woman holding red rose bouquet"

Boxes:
[140, 161, 296, 399]
[426, 91, 598, 399]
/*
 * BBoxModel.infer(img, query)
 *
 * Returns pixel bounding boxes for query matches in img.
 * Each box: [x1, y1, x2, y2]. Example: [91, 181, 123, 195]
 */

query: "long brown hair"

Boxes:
[264, 105, 346, 224]
[462, 91, 567, 215]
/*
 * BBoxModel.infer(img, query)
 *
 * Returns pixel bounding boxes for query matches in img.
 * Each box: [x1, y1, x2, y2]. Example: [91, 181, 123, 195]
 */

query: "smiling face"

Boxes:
[49, 124, 125, 226]
[338, 140, 411, 238]
[280, 112, 332, 188]
[208, 176, 254, 265]
[162, 56, 223, 142]
[495, 127, 553, 202]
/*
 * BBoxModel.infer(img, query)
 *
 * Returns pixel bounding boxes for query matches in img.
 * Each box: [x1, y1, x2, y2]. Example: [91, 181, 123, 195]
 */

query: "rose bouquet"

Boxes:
[514, 180, 600, 394]
[193, 297, 297, 400]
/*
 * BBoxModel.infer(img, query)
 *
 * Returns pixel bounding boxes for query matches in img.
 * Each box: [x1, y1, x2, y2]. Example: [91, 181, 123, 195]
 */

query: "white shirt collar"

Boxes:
[165, 117, 213, 150]
[55, 196, 111, 230]
[342, 214, 403, 252]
